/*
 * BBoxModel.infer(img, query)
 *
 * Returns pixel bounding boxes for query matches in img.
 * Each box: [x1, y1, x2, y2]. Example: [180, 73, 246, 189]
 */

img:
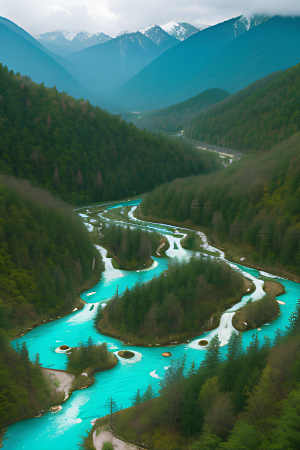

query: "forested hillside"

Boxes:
[129, 88, 231, 132]
[0, 64, 219, 205]
[97, 223, 168, 270]
[0, 175, 101, 335]
[96, 256, 245, 345]
[0, 332, 64, 428]
[140, 131, 300, 277]
[88, 303, 300, 450]
[185, 63, 300, 152]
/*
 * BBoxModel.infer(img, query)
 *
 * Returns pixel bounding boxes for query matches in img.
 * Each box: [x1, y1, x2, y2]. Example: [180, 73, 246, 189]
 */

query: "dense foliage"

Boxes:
[232, 293, 280, 332]
[0, 64, 220, 205]
[96, 256, 245, 344]
[66, 338, 117, 376]
[0, 176, 101, 333]
[141, 132, 300, 275]
[98, 223, 168, 270]
[0, 332, 63, 428]
[185, 63, 300, 152]
[128, 88, 231, 133]
[100, 304, 300, 450]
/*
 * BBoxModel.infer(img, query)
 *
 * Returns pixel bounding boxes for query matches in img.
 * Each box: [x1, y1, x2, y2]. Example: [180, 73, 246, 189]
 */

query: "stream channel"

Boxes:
[3, 198, 300, 449]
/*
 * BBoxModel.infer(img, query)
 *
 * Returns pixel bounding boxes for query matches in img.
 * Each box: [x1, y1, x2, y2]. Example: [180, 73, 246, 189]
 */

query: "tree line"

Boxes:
[93, 301, 300, 450]
[0, 332, 64, 428]
[66, 337, 117, 376]
[0, 175, 101, 334]
[97, 223, 168, 270]
[141, 131, 300, 276]
[95, 256, 245, 344]
[185, 64, 300, 153]
[129, 88, 231, 133]
[0, 64, 220, 205]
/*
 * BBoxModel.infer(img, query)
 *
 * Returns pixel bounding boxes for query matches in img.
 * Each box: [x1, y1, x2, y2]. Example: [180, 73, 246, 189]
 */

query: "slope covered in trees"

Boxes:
[0, 64, 220, 205]
[0, 175, 101, 335]
[0, 18, 106, 107]
[128, 88, 231, 132]
[89, 303, 300, 450]
[140, 131, 300, 277]
[95, 256, 245, 345]
[97, 223, 168, 270]
[0, 332, 64, 428]
[185, 63, 300, 152]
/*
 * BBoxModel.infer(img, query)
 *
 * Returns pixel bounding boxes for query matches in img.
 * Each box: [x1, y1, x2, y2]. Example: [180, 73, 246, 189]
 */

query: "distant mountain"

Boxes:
[114, 15, 300, 111]
[113, 16, 249, 110]
[0, 17, 123, 111]
[66, 31, 178, 96]
[139, 24, 179, 46]
[161, 21, 208, 40]
[35, 30, 112, 57]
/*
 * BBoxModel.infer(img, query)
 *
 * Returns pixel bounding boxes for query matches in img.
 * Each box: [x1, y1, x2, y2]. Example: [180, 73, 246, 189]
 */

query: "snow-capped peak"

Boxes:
[63, 30, 93, 41]
[161, 20, 179, 33]
[35, 29, 93, 42]
[139, 24, 157, 34]
[161, 21, 204, 41]
[116, 30, 131, 38]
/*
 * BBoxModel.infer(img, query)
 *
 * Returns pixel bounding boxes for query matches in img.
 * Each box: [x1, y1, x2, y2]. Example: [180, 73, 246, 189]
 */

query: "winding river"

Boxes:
[3, 199, 300, 449]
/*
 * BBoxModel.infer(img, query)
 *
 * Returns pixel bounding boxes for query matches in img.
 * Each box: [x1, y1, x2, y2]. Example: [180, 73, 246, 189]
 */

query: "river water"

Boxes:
[3, 199, 300, 449]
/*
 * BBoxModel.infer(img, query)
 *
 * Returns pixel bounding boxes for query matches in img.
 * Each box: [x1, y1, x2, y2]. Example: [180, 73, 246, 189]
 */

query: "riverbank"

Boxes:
[42, 368, 75, 402]
[134, 210, 300, 282]
[93, 428, 139, 450]
[11, 260, 103, 340]
[96, 276, 255, 348]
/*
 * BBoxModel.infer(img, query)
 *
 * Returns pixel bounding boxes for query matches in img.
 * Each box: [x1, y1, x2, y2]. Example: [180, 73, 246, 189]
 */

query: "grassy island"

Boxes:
[95, 256, 248, 346]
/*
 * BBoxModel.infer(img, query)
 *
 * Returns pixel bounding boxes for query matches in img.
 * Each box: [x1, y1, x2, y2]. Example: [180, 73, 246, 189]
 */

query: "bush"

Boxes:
[102, 442, 114, 450]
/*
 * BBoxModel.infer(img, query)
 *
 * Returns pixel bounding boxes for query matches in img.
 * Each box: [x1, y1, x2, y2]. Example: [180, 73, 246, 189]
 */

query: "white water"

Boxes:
[5, 199, 300, 450]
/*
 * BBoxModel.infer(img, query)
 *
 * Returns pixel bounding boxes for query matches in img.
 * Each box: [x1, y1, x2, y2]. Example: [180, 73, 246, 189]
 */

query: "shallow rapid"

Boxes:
[4, 199, 300, 450]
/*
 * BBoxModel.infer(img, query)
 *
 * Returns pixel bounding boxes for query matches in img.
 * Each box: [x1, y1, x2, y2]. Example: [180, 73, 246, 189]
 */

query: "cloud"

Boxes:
[1, 0, 300, 36]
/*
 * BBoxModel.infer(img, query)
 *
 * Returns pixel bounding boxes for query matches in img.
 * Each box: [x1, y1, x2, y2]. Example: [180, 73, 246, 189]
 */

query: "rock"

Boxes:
[50, 405, 62, 412]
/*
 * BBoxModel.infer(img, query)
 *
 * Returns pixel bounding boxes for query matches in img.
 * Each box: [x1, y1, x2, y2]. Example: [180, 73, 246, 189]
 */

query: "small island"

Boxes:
[93, 222, 169, 271]
[118, 350, 135, 359]
[66, 339, 118, 390]
[232, 292, 281, 332]
[95, 256, 250, 346]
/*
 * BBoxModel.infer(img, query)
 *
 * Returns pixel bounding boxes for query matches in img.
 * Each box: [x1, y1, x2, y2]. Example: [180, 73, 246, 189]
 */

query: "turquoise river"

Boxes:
[3, 199, 300, 449]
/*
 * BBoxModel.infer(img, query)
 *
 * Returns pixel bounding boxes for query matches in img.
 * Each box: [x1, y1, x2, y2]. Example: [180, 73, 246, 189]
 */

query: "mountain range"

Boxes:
[65, 28, 179, 96]
[114, 15, 300, 111]
[0, 17, 105, 105]
[35, 30, 112, 57]
[35, 21, 204, 58]
[1, 14, 300, 116]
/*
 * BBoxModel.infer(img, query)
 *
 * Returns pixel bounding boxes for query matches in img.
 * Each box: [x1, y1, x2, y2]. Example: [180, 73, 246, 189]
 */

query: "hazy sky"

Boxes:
[1, 0, 300, 36]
